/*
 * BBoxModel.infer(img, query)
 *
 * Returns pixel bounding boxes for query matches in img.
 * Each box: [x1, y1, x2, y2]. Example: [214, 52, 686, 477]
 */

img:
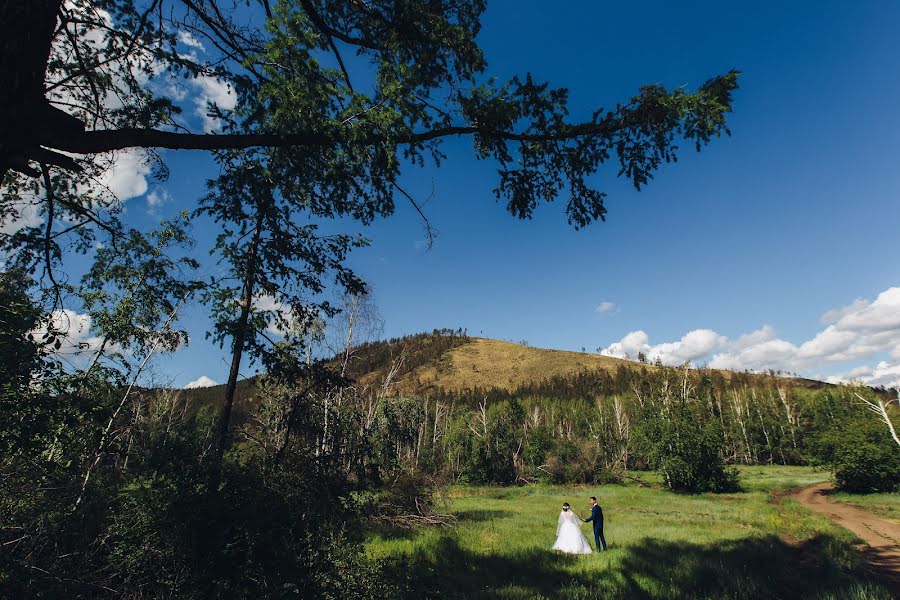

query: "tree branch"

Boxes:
[41, 163, 63, 311]
[44, 121, 623, 155]
[391, 180, 436, 250]
[297, 0, 383, 51]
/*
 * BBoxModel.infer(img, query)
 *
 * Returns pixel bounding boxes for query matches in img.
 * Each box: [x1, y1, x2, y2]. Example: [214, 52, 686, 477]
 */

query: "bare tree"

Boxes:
[857, 391, 900, 448]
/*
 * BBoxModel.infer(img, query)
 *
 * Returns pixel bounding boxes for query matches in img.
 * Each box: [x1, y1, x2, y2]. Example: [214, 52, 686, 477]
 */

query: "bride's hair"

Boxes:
[562, 502, 570, 511]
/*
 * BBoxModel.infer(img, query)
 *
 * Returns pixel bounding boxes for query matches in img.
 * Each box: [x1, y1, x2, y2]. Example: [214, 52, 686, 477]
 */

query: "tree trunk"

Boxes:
[215, 212, 263, 459]
[1, 0, 85, 177]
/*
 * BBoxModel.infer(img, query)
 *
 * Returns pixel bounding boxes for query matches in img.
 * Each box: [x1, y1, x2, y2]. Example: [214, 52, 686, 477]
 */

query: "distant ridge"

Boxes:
[180, 332, 829, 411]
[346, 333, 826, 396]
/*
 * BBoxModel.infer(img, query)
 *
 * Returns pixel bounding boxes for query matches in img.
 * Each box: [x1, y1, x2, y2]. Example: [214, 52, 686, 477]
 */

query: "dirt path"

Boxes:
[792, 482, 900, 589]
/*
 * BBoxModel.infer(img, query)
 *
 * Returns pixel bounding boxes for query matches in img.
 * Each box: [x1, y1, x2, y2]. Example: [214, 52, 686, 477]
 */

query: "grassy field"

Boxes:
[831, 491, 900, 522]
[368, 467, 894, 599]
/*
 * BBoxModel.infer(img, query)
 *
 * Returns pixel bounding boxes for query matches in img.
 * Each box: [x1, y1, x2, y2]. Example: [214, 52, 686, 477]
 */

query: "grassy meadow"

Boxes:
[831, 492, 900, 522]
[368, 467, 894, 599]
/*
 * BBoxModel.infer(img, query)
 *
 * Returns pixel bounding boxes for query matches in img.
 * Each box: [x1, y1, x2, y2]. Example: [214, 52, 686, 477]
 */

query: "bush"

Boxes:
[807, 395, 900, 494]
[636, 406, 740, 493]
[832, 420, 900, 493]
[834, 442, 900, 493]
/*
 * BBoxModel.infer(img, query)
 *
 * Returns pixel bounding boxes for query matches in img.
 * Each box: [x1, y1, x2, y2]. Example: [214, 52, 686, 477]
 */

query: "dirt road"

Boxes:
[792, 482, 900, 588]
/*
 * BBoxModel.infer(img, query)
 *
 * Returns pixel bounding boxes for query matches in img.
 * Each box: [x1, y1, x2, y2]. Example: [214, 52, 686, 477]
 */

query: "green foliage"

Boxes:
[1, 374, 404, 599]
[0, 270, 45, 390]
[805, 389, 900, 493]
[834, 438, 900, 494]
[636, 404, 740, 493]
[79, 215, 201, 356]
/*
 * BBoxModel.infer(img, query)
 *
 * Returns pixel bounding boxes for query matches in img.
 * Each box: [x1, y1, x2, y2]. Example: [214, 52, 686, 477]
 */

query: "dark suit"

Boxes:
[584, 503, 606, 551]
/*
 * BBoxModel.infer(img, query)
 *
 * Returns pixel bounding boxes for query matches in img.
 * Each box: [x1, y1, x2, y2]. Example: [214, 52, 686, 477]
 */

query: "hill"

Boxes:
[356, 337, 639, 394]
[179, 331, 829, 411]
[344, 331, 827, 399]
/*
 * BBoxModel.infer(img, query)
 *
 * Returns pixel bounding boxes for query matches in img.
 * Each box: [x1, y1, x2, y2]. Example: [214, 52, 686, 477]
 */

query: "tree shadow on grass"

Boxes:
[391, 534, 894, 599]
[453, 509, 510, 523]
[367, 510, 511, 541]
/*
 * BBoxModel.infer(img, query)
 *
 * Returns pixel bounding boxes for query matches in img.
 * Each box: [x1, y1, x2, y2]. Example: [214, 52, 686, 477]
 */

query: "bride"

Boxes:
[552, 502, 592, 554]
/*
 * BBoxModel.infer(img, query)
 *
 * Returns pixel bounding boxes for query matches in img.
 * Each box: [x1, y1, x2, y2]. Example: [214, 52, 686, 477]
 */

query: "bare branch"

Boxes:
[392, 180, 437, 250]
[856, 392, 900, 448]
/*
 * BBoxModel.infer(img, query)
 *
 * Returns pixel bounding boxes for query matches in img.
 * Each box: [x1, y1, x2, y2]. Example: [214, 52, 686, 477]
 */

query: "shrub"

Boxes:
[636, 406, 740, 493]
[832, 419, 900, 493]
[834, 442, 900, 493]
[807, 394, 900, 494]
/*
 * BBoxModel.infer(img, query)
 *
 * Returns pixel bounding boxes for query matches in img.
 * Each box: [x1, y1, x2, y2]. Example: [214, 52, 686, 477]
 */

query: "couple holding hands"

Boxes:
[552, 496, 607, 555]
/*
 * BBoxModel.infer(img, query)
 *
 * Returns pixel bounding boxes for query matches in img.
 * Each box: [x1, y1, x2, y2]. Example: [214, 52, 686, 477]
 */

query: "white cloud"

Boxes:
[601, 286, 900, 385]
[820, 298, 868, 324]
[827, 362, 900, 389]
[708, 334, 798, 371]
[602, 328, 726, 365]
[146, 187, 173, 215]
[601, 330, 649, 359]
[656, 329, 729, 365]
[178, 31, 205, 51]
[797, 326, 858, 360]
[184, 375, 218, 389]
[253, 294, 296, 336]
[836, 287, 900, 333]
[30, 309, 106, 356]
[0, 198, 41, 235]
[192, 76, 236, 133]
[595, 301, 618, 315]
[96, 150, 152, 201]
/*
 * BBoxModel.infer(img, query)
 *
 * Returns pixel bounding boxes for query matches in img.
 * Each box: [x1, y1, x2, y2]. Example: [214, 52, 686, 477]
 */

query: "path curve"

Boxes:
[792, 482, 900, 588]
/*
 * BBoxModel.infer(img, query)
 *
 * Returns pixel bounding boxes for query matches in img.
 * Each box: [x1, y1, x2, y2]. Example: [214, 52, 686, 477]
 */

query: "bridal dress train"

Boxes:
[552, 510, 593, 554]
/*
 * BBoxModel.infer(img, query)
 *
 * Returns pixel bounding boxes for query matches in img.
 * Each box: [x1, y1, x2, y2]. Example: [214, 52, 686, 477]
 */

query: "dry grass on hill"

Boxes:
[390, 338, 636, 394]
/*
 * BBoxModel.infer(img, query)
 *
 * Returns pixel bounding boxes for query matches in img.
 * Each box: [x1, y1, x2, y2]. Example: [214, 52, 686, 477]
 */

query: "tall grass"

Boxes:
[368, 467, 893, 599]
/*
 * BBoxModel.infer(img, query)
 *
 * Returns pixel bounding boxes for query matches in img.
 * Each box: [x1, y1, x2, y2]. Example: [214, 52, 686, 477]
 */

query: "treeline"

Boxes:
[328, 357, 899, 493]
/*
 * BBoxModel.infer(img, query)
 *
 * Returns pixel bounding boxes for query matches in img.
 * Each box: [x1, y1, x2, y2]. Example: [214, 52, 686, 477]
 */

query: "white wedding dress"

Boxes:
[552, 509, 593, 554]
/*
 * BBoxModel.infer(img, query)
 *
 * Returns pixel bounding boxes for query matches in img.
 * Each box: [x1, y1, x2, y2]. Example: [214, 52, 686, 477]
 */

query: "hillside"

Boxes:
[179, 332, 829, 411]
[346, 332, 827, 398]
[359, 337, 637, 394]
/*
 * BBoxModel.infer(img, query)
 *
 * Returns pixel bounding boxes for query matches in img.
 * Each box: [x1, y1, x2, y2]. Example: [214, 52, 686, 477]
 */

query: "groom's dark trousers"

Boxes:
[584, 504, 607, 551]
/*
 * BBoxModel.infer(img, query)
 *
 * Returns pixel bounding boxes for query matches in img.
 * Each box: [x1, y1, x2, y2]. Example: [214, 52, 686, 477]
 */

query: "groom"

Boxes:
[582, 496, 607, 551]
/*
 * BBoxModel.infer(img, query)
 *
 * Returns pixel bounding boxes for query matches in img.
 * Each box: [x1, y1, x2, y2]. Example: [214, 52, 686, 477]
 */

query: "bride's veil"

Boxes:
[557, 509, 578, 536]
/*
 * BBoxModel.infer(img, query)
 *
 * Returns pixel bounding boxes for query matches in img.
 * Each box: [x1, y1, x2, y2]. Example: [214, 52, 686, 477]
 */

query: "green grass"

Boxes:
[831, 491, 900, 522]
[368, 467, 893, 599]
[734, 464, 832, 492]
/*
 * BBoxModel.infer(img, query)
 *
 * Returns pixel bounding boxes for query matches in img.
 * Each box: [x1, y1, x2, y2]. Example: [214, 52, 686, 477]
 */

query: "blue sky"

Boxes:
[19, 0, 900, 388]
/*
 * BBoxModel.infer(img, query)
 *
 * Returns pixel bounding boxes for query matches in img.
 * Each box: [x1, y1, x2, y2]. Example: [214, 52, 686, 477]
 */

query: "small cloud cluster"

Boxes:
[595, 301, 618, 315]
[146, 187, 173, 215]
[177, 31, 205, 50]
[602, 328, 726, 365]
[600, 287, 900, 387]
[97, 149, 152, 202]
[184, 375, 218, 389]
[30, 309, 107, 357]
[0, 198, 41, 235]
[253, 294, 298, 336]
[192, 75, 236, 133]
